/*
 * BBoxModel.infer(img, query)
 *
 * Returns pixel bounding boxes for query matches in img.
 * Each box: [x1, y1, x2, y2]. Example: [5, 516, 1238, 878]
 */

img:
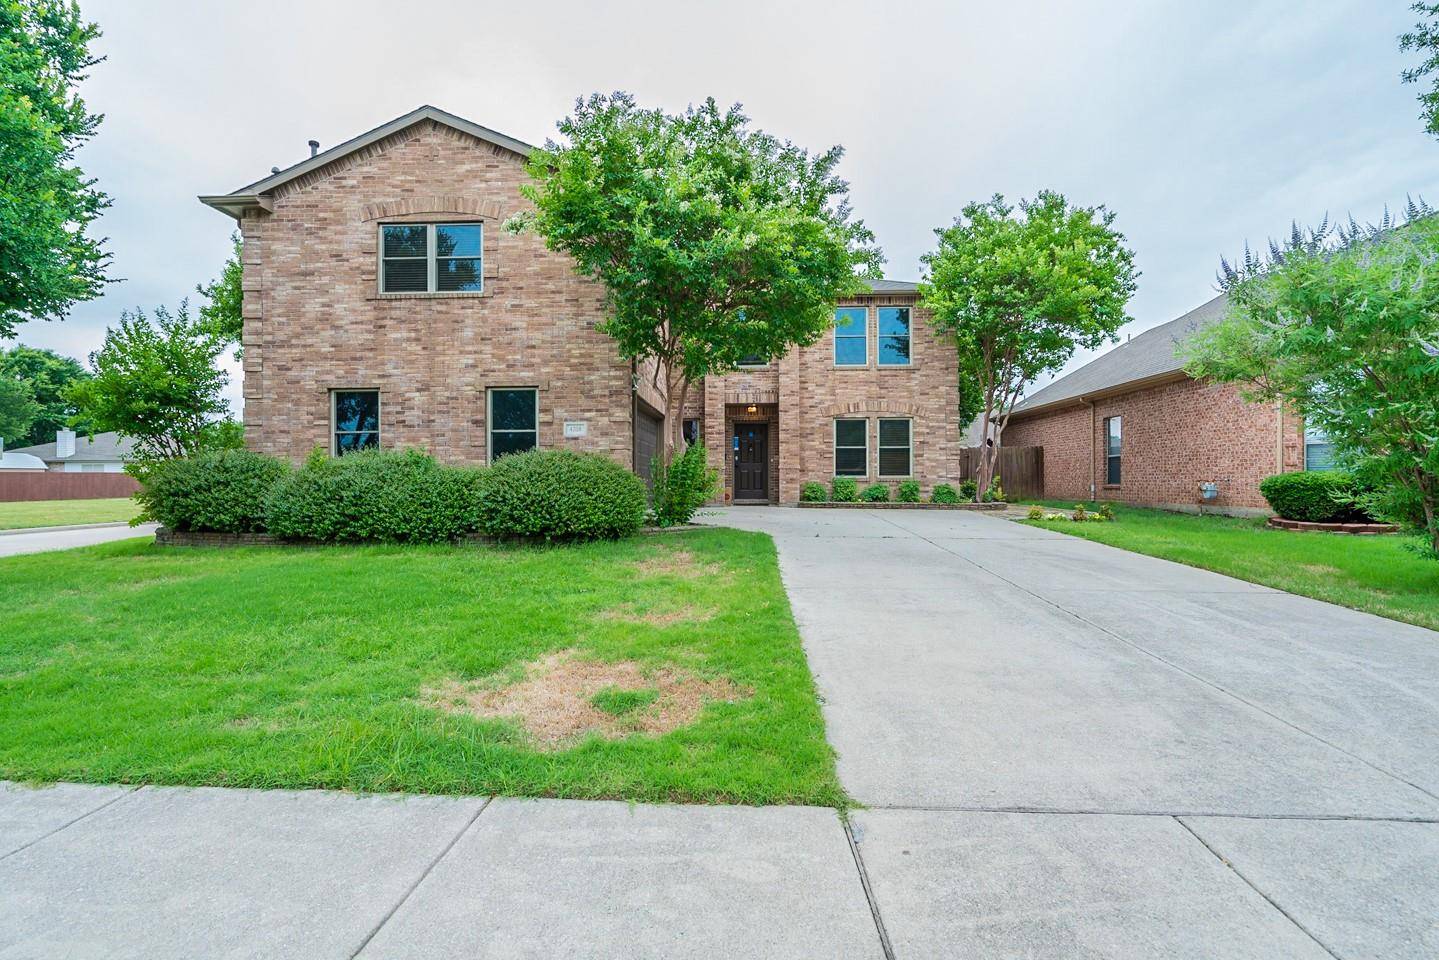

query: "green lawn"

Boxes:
[1021, 500, 1439, 631]
[0, 529, 843, 805]
[0, 497, 138, 530]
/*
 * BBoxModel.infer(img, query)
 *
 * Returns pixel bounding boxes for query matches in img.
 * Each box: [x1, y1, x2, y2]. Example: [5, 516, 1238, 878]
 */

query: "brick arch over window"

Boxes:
[362, 196, 503, 222]
[822, 399, 921, 417]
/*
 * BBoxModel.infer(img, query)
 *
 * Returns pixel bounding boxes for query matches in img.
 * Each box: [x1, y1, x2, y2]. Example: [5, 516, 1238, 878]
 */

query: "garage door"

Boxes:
[633, 406, 663, 484]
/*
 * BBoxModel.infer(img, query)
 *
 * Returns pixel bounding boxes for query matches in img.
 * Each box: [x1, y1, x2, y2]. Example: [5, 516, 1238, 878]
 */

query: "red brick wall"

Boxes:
[1003, 376, 1302, 513]
[240, 119, 635, 467]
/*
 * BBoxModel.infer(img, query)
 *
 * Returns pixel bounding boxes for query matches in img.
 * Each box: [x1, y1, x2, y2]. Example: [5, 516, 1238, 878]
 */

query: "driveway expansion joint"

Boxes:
[0, 784, 140, 863]
[864, 803, 1439, 823]
[840, 813, 896, 960]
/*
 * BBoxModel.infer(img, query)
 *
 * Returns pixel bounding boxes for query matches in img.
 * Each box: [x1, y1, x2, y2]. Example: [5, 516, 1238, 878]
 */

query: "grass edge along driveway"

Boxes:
[0, 528, 844, 807]
[0, 497, 138, 530]
[1021, 500, 1439, 632]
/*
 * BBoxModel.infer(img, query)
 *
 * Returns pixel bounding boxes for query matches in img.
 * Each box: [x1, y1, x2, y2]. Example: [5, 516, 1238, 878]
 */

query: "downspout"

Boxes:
[1086, 398, 1096, 499]
[1275, 401, 1285, 473]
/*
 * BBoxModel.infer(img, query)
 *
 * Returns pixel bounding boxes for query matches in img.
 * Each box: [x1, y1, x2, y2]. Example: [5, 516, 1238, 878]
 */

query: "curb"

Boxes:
[0, 521, 137, 538]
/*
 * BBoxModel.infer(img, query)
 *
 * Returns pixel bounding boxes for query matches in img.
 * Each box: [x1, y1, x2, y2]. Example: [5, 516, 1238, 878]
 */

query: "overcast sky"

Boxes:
[9, 1, 1439, 414]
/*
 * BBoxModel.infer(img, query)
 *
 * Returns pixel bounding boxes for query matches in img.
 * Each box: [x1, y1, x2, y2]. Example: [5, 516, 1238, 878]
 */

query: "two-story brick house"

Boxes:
[201, 105, 967, 503]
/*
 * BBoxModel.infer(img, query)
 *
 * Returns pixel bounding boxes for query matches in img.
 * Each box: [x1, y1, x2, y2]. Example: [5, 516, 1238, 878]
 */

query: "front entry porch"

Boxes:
[724, 403, 779, 504]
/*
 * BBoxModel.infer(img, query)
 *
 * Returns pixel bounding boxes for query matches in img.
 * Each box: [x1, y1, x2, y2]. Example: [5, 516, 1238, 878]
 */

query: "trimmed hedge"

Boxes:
[830, 476, 858, 502]
[478, 449, 646, 541]
[897, 480, 921, 503]
[1258, 470, 1367, 523]
[859, 483, 890, 503]
[265, 448, 483, 543]
[930, 483, 960, 504]
[799, 481, 828, 503]
[136, 449, 289, 533]
[650, 442, 717, 526]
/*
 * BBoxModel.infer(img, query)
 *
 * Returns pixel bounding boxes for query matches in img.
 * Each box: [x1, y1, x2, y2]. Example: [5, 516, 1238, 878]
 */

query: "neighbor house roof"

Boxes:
[199, 105, 536, 220]
[1009, 294, 1230, 420]
[6, 431, 136, 463]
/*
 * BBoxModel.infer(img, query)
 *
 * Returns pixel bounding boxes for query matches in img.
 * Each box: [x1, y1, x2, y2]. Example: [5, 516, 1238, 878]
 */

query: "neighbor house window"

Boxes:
[332, 390, 380, 454]
[834, 419, 868, 476]
[878, 307, 911, 366]
[1304, 425, 1336, 471]
[834, 307, 867, 366]
[1104, 416, 1121, 484]
[380, 223, 483, 293]
[878, 419, 912, 477]
[488, 388, 538, 461]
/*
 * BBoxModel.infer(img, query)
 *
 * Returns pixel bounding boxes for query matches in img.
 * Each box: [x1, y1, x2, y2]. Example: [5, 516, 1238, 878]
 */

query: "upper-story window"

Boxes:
[834, 307, 867, 366]
[380, 223, 483, 293]
[878, 307, 911, 366]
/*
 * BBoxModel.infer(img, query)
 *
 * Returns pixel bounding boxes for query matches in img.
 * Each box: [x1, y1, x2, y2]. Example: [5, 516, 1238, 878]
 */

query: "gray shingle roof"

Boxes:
[866, 279, 919, 293]
[1011, 294, 1230, 417]
[6, 431, 137, 463]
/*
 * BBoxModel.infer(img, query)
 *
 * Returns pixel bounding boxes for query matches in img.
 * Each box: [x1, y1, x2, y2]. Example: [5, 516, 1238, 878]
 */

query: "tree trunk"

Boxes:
[1418, 468, 1438, 558]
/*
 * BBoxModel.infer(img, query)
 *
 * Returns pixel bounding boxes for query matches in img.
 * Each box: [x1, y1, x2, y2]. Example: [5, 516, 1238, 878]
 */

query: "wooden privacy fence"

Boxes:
[0, 472, 139, 502]
[959, 446, 1044, 500]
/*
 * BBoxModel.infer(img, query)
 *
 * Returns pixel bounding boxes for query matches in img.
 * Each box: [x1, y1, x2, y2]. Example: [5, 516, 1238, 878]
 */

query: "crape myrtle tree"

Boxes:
[0, 0, 110, 337]
[196, 232, 243, 348]
[1184, 204, 1439, 556]
[919, 192, 1138, 501]
[508, 92, 884, 463]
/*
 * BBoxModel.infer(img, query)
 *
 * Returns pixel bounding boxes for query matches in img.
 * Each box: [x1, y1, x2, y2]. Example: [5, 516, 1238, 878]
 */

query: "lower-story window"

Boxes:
[1104, 416, 1122, 485]
[332, 389, 380, 454]
[878, 418, 912, 477]
[489, 388, 538, 461]
[834, 418, 868, 476]
[1304, 425, 1336, 471]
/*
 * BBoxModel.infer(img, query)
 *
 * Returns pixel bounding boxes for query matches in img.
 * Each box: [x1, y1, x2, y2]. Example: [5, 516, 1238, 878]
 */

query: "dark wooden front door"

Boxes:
[733, 423, 769, 501]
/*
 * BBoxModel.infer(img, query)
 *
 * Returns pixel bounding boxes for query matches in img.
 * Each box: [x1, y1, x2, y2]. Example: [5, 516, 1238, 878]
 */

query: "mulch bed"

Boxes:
[1266, 517, 1400, 535]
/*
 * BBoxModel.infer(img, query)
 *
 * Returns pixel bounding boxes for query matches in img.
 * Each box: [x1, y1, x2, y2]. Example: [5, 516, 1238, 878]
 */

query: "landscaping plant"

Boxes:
[930, 483, 960, 504]
[859, 483, 890, 503]
[510, 92, 883, 467]
[920, 192, 1138, 501]
[478, 448, 647, 541]
[1185, 204, 1439, 555]
[799, 481, 828, 503]
[266, 448, 484, 544]
[1257, 471, 1370, 524]
[137, 448, 288, 533]
[1072, 503, 1088, 522]
[1027, 504, 1045, 520]
[1097, 502, 1115, 521]
[958, 478, 978, 501]
[897, 479, 921, 503]
[830, 476, 858, 502]
[650, 441, 717, 526]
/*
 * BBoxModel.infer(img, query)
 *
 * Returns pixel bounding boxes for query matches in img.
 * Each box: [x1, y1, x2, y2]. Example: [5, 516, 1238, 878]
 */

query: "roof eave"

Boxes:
[198, 193, 273, 220]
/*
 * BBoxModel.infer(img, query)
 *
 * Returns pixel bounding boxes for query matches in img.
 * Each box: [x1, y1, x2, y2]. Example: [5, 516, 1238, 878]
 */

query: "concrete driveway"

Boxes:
[708, 506, 1439, 959]
[0, 522, 157, 557]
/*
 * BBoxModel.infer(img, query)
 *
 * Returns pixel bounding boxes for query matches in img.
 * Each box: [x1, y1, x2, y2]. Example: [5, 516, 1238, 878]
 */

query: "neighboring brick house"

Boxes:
[201, 106, 968, 503]
[1002, 294, 1330, 515]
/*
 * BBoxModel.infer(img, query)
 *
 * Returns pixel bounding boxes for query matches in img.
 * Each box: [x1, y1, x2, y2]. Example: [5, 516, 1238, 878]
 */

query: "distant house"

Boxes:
[1002, 295, 1328, 515]
[3, 431, 136, 474]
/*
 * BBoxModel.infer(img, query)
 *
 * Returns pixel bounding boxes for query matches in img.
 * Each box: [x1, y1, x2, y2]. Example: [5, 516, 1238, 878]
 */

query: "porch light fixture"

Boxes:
[746, 404, 758, 414]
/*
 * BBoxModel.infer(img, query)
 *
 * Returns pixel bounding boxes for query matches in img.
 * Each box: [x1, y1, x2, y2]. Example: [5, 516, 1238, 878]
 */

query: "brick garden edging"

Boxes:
[795, 501, 1006, 511]
[1266, 518, 1399, 535]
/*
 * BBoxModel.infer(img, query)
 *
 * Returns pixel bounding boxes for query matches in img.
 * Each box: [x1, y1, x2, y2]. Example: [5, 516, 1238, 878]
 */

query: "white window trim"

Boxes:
[877, 417, 913, 478]
[833, 417, 869, 477]
[833, 306, 869, 367]
[487, 387, 539, 464]
[331, 389, 381, 456]
[379, 222, 483, 295]
[877, 306, 912, 367]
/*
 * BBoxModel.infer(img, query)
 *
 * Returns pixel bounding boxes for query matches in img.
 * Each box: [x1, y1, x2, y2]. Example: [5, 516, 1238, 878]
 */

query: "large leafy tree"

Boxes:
[1185, 206, 1439, 555]
[0, 343, 90, 445]
[1401, 3, 1439, 138]
[0, 0, 110, 338]
[0, 373, 40, 446]
[510, 93, 883, 460]
[65, 301, 230, 462]
[196, 232, 243, 347]
[919, 192, 1138, 500]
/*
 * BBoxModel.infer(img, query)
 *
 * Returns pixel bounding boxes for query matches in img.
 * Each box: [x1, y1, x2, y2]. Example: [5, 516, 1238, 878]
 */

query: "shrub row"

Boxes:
[801, 478, 1004, 504]
[138, 447, 647, 543]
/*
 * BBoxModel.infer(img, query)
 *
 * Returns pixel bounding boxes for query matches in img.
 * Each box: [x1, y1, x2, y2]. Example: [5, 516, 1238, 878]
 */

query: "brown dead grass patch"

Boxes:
[421, 651, 748, 749]
[630, 547, 724, 581]
[598, 602, 716, 627]
[1299, 563, 1342, 577]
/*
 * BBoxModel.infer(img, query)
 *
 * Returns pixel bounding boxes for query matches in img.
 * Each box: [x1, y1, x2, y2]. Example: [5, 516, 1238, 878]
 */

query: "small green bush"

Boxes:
[799, 481, 828, 503]
[1072, 503, 1088, 521]
[1026, 505, 1045, 520]
[897, 479, 921, 503]
[136, 448, 288, 533]
[988, 475, 1007, 503]
[265, 448, 483, 543]
[478, 448, 647, 541]
[1097, 502, 1115, 521]
[859, 483, 890, 503]
[1258, 471, 1368, 523]
[650, 443, 717, 526]
[830, 476, 858, 502]
[958, 478, 979, 501]
[930, 483, 960, 504]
